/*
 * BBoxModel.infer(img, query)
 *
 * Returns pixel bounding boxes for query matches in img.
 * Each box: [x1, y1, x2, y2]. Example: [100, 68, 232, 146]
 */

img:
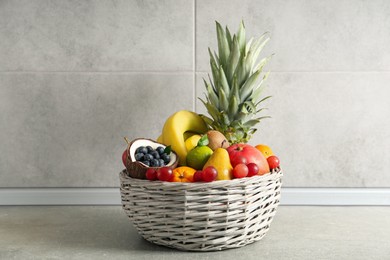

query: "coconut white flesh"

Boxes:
[129, 139, 177, 167]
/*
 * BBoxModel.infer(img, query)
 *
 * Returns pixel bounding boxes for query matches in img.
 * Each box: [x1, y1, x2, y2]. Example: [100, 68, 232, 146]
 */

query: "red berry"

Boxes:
[231, 155, 247, 167]
[122, 149, 128, 166]
[233, 163, 248, 178]
[193, 170, 203, 182]
[145, 168, 157, 181]
[202, 166, 218, 182]
[247, 163, 259, 177]
[267, 156, 280, 169]
[157, 167, 173, 181]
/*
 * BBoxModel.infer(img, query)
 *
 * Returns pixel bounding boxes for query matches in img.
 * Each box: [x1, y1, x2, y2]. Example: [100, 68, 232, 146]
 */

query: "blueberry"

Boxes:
[143, 154, 153, 161]
[146, 146, 154, 153]
[134, 153, 144, 161]
[161, 153, 170, 164]
[141, 160, 150, 166]
[156, 146, 165, 155]
[150, 151, 160, 159]
[158, 159, 165, 166]
[150, 159, 160, 167]
[136, 146, 148, 155]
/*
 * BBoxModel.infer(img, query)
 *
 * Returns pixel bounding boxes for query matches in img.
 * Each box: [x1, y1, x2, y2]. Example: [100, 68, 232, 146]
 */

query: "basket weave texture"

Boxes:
[119, 169, 283, 251]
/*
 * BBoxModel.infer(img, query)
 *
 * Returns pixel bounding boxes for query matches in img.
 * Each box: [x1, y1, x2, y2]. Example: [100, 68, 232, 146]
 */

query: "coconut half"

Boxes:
[125, 138, 179, 179]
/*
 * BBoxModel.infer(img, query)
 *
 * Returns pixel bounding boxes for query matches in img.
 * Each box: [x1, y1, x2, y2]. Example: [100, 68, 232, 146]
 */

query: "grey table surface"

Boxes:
[0, 206, 389, 260]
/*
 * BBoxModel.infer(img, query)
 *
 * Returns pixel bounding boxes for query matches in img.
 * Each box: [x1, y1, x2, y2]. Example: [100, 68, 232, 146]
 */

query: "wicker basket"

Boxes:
[119, 168, 283, 251]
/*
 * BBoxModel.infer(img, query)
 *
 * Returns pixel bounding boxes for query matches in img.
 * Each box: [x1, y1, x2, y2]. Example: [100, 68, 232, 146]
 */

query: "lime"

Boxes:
[186, 146, 213, 170]
[185, 134, 202, 152]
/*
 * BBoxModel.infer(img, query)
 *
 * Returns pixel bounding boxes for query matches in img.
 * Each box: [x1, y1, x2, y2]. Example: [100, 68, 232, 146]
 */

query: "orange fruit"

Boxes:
[255, 144, 274, 158]
[172, 166, 196, 182]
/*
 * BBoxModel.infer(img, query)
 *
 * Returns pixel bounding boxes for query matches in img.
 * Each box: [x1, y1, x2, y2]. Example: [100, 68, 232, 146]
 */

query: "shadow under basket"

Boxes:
[119, 168, 283, 251]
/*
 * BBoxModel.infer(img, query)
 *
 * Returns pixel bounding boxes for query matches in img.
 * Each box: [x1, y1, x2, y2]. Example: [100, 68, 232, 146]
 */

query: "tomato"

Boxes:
[247, 163, 259, 177]
[145, 168, 157, 181]
[233, 163, 248, 178]
[202, 166, 217, 182]
[267, 156, 280, 169]
[157, 167, 173, 181]
[193, 170, 203, 182]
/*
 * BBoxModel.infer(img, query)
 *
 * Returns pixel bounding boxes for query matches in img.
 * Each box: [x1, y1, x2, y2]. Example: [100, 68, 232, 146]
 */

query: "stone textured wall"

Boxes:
[1, 0, 389, 187]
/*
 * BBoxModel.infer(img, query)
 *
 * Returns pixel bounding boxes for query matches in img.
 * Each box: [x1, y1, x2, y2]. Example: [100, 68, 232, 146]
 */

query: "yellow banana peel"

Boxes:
[156, 134, 164, 143]
[160, 110, 208, 165]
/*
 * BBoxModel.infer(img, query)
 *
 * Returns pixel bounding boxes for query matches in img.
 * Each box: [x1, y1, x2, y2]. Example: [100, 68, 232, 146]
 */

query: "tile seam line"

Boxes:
[1, 70, 389, 74]
[192, 0, 196, 112]
[1, 71, 390, 74]
[0, 71, 195, 74]
[1, 187, 390, 189]
[196, 70, 390, 73]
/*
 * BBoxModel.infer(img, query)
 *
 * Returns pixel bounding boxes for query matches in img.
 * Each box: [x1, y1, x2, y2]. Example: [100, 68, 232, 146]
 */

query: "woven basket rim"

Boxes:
[120, 168, 282, 188]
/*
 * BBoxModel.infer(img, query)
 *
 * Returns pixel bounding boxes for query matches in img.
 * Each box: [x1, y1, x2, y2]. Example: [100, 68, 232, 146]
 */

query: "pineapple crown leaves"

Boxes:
[200, 20, 273, 144]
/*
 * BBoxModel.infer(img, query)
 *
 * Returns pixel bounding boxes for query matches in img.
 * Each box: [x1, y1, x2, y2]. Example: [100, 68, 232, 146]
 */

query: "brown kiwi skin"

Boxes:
[206, 130, 229, 151]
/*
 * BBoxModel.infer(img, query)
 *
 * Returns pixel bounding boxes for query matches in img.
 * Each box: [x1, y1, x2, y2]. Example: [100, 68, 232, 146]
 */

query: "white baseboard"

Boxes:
[281, 188, 390, 205]
[0, 188, 121, 206]
[0, 187, 389, 206]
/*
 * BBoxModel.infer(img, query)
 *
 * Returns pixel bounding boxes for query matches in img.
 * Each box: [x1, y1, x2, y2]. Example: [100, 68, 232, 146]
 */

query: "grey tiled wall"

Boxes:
[1, 0, 389, 187]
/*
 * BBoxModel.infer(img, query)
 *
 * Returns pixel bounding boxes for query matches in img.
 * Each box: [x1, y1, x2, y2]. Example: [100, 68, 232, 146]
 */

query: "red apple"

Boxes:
[230, 155, 247, 167]
[227, 143, 270, 175]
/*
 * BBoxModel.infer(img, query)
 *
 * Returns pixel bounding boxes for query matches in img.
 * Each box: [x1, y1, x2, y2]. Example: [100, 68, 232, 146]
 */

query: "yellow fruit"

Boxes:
[203, 148, 233, 180]
[183, 131, 198, 140]
[157, 134, 163, 143]
[255, 144, 274, 158]
[185, 134, 202, 152]
[160, 110, 208, 165]
[186, 145, 213, 170]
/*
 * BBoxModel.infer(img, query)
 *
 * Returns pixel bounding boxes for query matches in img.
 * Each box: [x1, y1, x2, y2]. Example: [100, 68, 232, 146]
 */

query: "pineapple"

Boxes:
[200, 21, 272, 144]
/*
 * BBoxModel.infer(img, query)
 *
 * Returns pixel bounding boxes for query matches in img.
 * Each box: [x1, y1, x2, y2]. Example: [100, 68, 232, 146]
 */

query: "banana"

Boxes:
[157, 134, 164, 143]
[159, 132, 196, 143]
[183, 131, 198, 140]
[161, 110, 208, 165]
